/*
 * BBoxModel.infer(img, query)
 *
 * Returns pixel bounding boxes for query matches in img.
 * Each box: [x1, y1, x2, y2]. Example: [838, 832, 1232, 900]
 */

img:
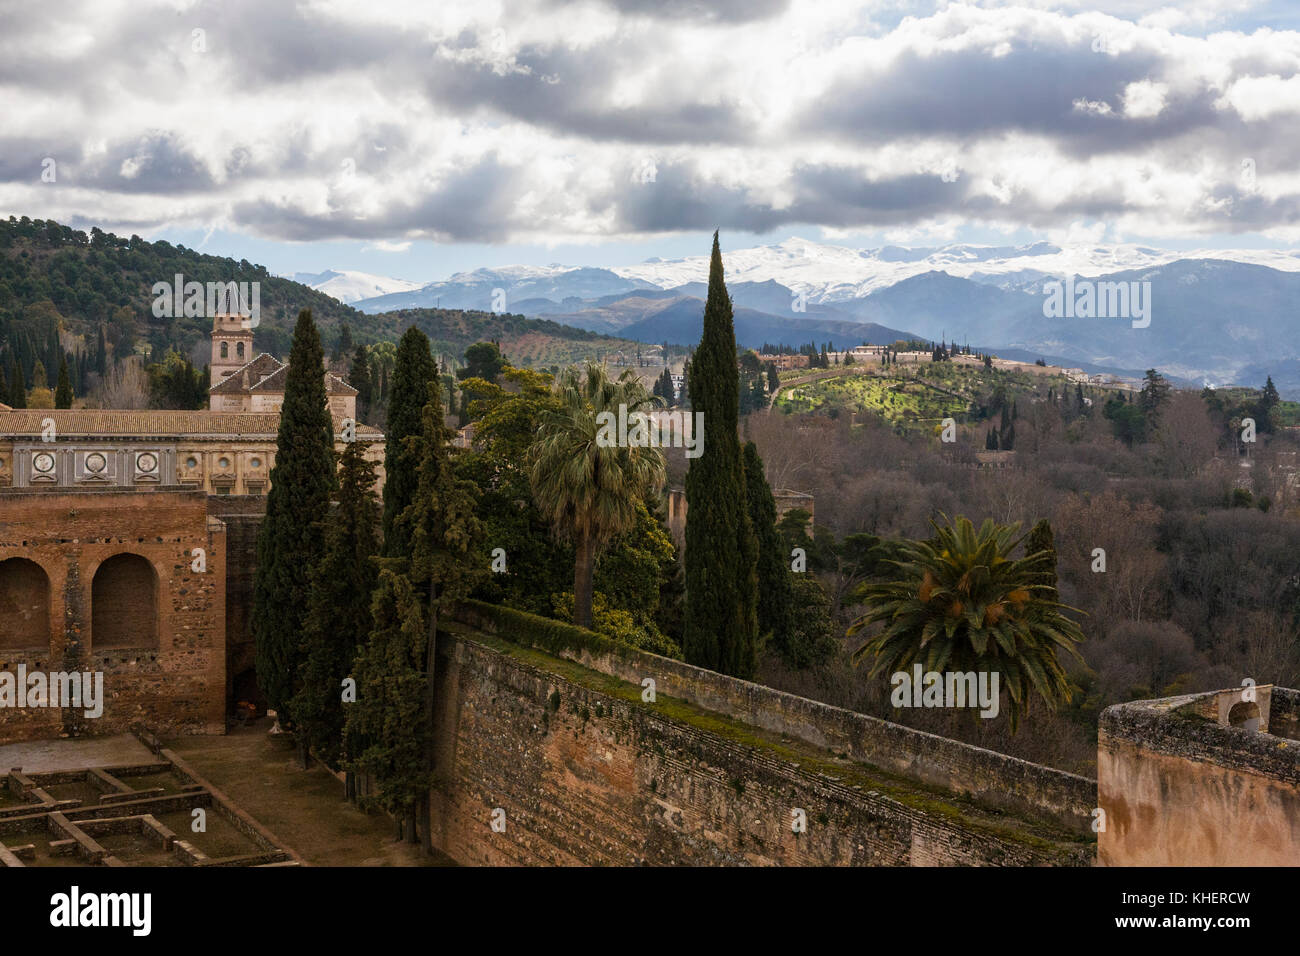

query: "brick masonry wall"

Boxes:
[453, 603, 1096, 835]
[427, 634, 1093, 866]
[0, 488, 226, 741]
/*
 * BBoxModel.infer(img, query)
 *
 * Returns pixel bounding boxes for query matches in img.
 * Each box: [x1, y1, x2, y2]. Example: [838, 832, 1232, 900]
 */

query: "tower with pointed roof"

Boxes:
[210, 313, 256, 387]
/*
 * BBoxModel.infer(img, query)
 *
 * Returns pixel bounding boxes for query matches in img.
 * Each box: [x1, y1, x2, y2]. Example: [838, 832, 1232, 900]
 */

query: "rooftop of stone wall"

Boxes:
[1100, 685, 1300, 786]
[451, 600, 1098, 837]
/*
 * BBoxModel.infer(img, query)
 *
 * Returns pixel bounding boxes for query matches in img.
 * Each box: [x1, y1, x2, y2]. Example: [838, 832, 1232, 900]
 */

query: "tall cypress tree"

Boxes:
[10, 362, 26, 408]
[1026, 518, 1059, 601]
[253, 309, 338, 727]
[344, 568, 431, 842]
[349, 344, 373, 423]
[743, 441, 794, 662]
[55, 354, 73, 408]
[383, 327, 436, 557]
[95, 324, 108, 379]
[683, 233, 757, 677]
[290, 440, 380, 771]
[400, 384, 483, 853]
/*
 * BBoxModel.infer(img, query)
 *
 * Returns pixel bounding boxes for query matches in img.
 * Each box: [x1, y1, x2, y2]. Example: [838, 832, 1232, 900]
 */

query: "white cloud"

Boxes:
[1216, 73, 1300, 121]
[1122, 79, 1170, 118]
[0, 0, 1297, 246]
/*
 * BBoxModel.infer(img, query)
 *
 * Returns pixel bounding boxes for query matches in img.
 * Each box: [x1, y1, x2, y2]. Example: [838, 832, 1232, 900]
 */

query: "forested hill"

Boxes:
[0, 216, 364, 362]
[377, 307, 653, 369]
[0, 216, 648, 380]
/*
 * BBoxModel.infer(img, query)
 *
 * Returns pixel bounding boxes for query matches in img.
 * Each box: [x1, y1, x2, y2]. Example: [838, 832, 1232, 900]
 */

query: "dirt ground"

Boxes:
[165, 720, 455, 867]
[0, 734, 155, 773]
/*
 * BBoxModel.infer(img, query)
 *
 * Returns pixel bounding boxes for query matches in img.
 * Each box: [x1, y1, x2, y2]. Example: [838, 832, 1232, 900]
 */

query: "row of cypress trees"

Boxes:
[253, 232, 796, 846]
[252, 311, 476, 849]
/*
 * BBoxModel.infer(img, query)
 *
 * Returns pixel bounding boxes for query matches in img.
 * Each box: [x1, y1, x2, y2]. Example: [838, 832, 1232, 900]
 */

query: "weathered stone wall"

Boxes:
[453, 603, 1096, 835]
[0, 488, 226, 741]
[427, 633, 1093, 866]
[1099, 692, 1300, 866]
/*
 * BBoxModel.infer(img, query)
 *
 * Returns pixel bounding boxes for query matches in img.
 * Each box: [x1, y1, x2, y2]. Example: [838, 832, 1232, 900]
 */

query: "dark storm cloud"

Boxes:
[230, 152, 526, 242]
[420, 41, 755, 145]
[0, 138, 85, 184]
[77, 132, 216, 194]
[805, 44, 1172, 145]
[612, 161, 972, 233]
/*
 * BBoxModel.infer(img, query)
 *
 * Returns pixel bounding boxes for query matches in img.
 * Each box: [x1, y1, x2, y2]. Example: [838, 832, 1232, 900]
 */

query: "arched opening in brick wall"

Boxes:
[0, 558, 51, 650]
[91, 553, 158, 650]
[1228, 700, 1261, 732]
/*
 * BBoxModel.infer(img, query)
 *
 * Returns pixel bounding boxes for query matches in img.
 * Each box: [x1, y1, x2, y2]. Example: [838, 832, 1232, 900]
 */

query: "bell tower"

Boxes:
[210, 313, 255, 387]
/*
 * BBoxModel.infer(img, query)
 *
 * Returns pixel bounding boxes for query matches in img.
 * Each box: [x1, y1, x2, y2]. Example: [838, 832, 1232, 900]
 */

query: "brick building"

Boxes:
[208, 313, 359, 420]
[0, 314, 383, 497]
[0, 488, 226, 741]
[0, 313, 384, 741]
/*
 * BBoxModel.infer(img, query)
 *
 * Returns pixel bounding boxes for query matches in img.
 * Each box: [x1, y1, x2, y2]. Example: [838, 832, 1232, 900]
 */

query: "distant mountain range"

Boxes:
[290, 269, 423, 304]
[298, 237, 1300, 396]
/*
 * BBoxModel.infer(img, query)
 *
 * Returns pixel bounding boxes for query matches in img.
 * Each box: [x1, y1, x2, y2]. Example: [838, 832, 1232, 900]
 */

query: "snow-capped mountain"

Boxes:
[326, 238, 1300, 396]
[351, 265, 657, 313]
[292, 269, 423, 304]
[343, 236, 1300, 313]
[609, 237, 1300, 302]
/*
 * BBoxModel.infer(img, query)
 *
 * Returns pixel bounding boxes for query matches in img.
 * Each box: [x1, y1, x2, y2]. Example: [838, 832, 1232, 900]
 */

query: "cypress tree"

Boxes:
[743, 441, 794, 662]
[10, 362, 26, 408]
[683, 233, 758, 677]
[344, 568, 431, 842]
[349, 344, 372, 423]
[382, 327, 436, 556]
[1026, 518, 1058, 601]
[96, 324, 108, 379]
[400, 384, 483, 853]
[290, 440, 380, 771]
[55, 354, 73, 408]
[253, 309, 338, 729]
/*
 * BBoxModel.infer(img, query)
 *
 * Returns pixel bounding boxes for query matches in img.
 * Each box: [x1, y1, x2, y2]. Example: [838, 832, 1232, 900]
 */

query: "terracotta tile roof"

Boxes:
[209, 353, 284, 394]
[207, 354, 358, 395]
[252, 365, 358, 396]
[0, 409, 381, 439]
[249, 364, 288, 391]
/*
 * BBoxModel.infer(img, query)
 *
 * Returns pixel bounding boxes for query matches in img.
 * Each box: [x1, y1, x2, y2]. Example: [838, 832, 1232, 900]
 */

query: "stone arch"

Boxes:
[0, 557, 52, 650]
[1228, 700, 1261, 732]
[91, 553, 158, 650]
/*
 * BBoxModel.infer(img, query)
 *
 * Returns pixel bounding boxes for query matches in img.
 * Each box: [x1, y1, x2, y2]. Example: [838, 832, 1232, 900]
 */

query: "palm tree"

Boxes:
[529, 363, 666, 629]
[847, 515, 1085, 730]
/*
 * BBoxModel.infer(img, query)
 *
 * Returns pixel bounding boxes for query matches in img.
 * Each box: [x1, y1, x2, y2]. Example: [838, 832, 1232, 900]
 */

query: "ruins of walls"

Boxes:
[0, 739, 299, 867]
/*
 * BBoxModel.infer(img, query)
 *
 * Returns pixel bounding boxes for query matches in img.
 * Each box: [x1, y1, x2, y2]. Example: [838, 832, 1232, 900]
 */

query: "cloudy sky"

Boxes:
[3, 0, 1300, 280]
